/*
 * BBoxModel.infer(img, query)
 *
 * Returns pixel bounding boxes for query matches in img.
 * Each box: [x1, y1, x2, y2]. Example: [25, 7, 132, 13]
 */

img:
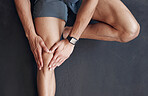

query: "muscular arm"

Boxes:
[14, 0, 51, 70]
[14, 0, 37, 40]
[69, 0, 99, 40]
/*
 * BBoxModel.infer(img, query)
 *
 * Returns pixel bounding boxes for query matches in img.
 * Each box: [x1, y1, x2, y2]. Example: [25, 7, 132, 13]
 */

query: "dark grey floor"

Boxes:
[0, 0, 148, 96]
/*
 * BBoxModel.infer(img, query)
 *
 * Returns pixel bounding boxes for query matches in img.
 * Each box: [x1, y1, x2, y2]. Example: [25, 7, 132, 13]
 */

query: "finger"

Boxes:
[56, 58, 63, 67]
[53, 56, 61, 67]
[49, 42, 60, 53]
[37, 47, 43, 68]
[34, 53, 38, 67]
[48, 52, 59, 68]
[57, 58, 65, 67]
[52, 66, 56, 70]
[40, 41, 50, 53]
[34, 51, 41, 70]
[51, 53, 59, 67]
[50, 57, 62, 69]
[59, 58, 64, 63]
[36, 49, 42, 69]
[50, 58, 63, 70]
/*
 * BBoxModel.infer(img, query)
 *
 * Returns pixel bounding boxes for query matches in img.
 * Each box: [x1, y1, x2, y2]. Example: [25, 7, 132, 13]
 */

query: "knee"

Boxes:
[42, 52, 53, 68]
[119, 22, 140, 43]
[38, 35, 60, 74]
[39, 52, 55, 75]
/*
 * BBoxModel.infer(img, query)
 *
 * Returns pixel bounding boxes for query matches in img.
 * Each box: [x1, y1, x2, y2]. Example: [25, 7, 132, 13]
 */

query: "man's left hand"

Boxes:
[48, 39, 75, 70]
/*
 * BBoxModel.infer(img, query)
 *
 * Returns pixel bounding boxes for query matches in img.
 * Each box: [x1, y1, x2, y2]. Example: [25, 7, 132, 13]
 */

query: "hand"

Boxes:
[48, 39, 75, 70]
[28, 34, 50, 70]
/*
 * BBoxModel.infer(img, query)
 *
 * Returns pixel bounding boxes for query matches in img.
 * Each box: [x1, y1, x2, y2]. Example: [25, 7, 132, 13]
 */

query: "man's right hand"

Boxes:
[14, 0, 50, 70]
[28, 34, 51, 70]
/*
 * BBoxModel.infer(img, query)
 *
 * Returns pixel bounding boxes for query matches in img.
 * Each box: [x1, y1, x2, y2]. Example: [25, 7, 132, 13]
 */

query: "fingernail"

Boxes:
[49, 65, 51, 68]
[50, 68, 52, 71]
[39, 67, 41, 70]
[52, 67, 55, 70]
[46, 50, 50, 53]
[53, 63, 56, 66]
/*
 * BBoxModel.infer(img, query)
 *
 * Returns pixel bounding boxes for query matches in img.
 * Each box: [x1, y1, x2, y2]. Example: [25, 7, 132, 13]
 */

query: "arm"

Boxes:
[14, 0, 50, 70]
[14, 0, 37, 40]
[69, 0, 99, 40]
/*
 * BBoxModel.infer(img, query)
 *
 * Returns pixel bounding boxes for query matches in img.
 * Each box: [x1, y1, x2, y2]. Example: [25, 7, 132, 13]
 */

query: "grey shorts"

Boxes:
[33, 0, 82, 23]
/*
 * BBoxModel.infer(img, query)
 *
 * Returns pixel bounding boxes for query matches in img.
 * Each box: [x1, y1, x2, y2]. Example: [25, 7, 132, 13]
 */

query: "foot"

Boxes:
[62, 26, 73, 39]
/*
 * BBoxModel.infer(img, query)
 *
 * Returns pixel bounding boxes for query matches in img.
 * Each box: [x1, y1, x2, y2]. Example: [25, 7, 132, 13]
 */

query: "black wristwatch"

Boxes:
[66, 35, 78, 45]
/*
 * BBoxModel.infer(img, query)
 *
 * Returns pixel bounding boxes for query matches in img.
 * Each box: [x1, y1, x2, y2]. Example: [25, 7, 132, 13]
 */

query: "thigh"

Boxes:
[91, 0, 139, 32]
[33, 0, 68, 68]
[34, 17, 66, 67]
[34, 17, 65, 48]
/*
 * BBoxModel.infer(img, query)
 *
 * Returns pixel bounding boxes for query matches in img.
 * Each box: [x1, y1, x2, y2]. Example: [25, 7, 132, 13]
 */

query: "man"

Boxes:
[14, 0, 140, 96]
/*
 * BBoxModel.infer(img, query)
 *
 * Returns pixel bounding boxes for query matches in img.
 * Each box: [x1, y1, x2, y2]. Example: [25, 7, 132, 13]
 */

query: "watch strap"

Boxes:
[66, 35, 78, 45]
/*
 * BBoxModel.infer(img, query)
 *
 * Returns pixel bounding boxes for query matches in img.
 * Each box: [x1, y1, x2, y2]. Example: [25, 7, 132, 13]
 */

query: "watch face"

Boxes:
[70, 38, 77, 44]
[67, 35, 78, 45]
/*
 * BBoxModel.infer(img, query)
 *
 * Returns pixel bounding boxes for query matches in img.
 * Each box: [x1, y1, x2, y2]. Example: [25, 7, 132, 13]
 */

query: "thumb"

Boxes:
[49, 42, 60, 53]
[40, 41, 50, 53]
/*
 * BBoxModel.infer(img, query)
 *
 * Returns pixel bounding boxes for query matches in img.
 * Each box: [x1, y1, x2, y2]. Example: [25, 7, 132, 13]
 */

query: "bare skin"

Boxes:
[48, 0, 140, 69]
[38, 0, 140, 95]
[34, 17, 67, 96]
[63, 0, 140, 42]
[14, 0, 140, 96]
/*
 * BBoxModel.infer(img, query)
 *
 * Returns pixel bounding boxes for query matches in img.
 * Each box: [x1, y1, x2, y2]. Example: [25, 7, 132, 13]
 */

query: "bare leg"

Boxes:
[63, 0, 140, 43]
[63, 22, 120, 41]
[34, 17, 66, 96]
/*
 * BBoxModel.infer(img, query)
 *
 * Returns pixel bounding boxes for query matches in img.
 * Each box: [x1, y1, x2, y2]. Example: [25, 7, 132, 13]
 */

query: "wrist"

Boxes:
[26, 31, 37, 41]
[66, 35, 79, 45]
[64, 38, 72, 45]
[69, 30, 80, 40]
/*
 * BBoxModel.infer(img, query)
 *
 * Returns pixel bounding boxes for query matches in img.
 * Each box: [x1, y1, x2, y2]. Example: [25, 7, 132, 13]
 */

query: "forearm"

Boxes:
[14, 0, 37, 40]
[69, 0, 99, 40]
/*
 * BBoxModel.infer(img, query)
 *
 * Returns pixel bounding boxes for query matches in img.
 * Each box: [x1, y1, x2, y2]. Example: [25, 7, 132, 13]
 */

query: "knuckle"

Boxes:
[37, 48, 41, 53]
[56, 59, 60, 63]
[59, 55, 63, 58]
[33, 51, 37, 57]
[61, 54, 65, 57]
[36, 49, 39, 53]
[33, 48, 37, 53]
[40, 41, 44, 46]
